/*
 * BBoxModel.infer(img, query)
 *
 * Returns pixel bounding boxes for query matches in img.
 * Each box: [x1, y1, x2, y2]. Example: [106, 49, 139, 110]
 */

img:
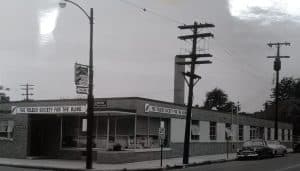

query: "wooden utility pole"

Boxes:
[20, 84, 34, 101]
[177, 22, 214, 164]
[267, 42, 291, 140]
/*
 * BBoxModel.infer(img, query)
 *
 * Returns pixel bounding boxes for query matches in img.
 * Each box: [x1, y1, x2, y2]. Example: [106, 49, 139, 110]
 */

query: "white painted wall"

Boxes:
[244, 125, 250, 141]
[271, 128, 275, 140]
[170, 118, 185, 143]
[199, 121, 209, 142]
[217, 123, 225, 142]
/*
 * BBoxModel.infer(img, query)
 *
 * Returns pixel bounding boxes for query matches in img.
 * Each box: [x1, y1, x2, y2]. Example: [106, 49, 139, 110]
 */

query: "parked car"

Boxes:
[266, 140, 287, 156]
[237, 139, 273, 160]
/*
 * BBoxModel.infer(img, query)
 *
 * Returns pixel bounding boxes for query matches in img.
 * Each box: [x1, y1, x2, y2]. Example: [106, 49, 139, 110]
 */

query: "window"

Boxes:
[250, 126, 256, 140]
[191, 120, 200, 141]
[225, 123, 232, 140]
[239, 125, 244, 141]
[288, 129, 291, 141]
[258, 127, 264, 139]
[281, 129, 285, 141]
[0, 120, 14, 139]
[210, 121, 217, 140]
[267, 128, 271, 140]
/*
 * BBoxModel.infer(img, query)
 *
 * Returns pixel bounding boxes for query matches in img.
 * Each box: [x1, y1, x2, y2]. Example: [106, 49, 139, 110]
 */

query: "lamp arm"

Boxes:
[64, 0, 91, 20]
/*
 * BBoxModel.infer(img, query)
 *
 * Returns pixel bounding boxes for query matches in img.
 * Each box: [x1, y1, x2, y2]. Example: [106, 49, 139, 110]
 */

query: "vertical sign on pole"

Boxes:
[74, 63, 89, 94]
[159, 127, 165, 168]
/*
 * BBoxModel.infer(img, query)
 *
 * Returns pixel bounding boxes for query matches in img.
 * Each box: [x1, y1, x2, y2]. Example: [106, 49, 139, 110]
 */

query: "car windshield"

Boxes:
[267, 141, 280, 145]
[243, 140, 265, 147]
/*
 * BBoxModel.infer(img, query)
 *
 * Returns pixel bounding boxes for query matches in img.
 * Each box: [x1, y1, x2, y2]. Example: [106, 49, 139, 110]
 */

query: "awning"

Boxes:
[94, 109, 136, 116]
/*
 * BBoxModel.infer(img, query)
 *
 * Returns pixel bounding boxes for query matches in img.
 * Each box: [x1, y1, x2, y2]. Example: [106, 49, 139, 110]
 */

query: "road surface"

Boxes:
[175, 153, 300, 171]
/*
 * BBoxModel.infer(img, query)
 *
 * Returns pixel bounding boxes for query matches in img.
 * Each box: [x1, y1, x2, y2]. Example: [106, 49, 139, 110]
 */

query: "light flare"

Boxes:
[39, 7, 60, 45]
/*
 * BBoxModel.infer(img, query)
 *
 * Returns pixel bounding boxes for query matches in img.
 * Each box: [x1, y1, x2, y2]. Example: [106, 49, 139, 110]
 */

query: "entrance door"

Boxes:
[29, 115, 60, 157]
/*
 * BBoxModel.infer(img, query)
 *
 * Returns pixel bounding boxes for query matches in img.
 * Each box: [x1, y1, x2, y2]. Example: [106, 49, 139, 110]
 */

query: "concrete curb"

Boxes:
[163, 158, 236, 171]
[0, 158, 237, 171]
[0, 163, 86, 171]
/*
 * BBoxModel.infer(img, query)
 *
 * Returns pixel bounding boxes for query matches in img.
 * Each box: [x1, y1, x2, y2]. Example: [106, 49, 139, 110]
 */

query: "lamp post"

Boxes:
[59, 0, 94, 169]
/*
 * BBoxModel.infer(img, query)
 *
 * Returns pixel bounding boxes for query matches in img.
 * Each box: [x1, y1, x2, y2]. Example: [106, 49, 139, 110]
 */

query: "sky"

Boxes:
[0, 0, 299, 113]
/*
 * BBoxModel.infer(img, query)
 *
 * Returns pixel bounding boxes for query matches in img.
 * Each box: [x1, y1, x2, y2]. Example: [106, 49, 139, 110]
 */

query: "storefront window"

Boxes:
[61, 116, 94, 148]
[191, 120, 200, 141]
[250, 126, 256, 140]
[0, 120, 14, 140]
[210, 121, 217, 140]
[225, 123, 232, 140]
[239, 125, 244, 141]
[281, 129, 285, 141]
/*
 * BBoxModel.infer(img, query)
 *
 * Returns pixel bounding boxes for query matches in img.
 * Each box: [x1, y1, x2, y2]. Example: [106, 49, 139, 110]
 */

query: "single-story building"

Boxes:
[0, 97, 293, 163]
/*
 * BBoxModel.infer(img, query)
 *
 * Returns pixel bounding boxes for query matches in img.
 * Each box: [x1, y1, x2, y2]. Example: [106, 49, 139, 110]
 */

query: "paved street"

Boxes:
[175, 153, 300, 171]
[0, 166, 52, 171]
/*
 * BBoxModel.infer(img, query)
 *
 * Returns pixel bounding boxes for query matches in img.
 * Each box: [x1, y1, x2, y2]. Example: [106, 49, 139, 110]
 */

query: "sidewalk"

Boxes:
[0, 153, 237, 171]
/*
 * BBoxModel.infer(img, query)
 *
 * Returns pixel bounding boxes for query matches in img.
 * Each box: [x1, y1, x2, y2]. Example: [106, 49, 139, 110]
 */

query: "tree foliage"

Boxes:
[271, 77, 300, 102]
[203, 88, 239, 112]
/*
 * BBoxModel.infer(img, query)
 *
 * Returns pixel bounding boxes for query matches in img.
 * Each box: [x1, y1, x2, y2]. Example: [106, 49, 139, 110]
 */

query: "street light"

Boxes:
[59, 0, 94, 169]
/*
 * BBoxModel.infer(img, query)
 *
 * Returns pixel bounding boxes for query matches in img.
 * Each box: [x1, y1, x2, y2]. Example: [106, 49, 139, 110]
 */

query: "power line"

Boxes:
[20, 83, 34, 101]
[118, 0, 185, 25]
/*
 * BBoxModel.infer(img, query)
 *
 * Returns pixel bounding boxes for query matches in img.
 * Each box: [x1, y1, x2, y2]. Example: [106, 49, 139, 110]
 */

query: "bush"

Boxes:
[113, 143, 122, 151]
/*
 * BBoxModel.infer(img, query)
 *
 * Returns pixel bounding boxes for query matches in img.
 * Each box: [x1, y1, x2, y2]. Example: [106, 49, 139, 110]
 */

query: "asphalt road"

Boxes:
[175, 153, 300, 171]
[0, 166, 53, 171]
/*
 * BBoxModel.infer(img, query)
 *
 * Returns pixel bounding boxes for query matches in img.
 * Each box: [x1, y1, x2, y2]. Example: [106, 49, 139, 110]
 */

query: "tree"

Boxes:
[203, 88, 240, 112]
[0, 93, 9, 103]
[220, 101, 238, 113]
[271, 77, 300, 101]
[271, 77, 297, 102]
[203, 88, 228, 110]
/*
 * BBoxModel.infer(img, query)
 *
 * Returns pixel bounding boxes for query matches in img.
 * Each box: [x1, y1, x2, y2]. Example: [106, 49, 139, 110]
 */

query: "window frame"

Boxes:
[0, 120, 14, 140]
[250, 126, 256, 140]
[281, 129, 285, 141]
[191, 120, 200, 141]
[225, 123, 232, 140]
[238, 125, 244, 141]
[267, 128, 271, 140]
[209, 121, 217, 140]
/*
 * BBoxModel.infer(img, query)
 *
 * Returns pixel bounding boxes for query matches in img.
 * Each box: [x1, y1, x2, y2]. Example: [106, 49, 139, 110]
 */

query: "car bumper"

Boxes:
[237, 153, 259, 158]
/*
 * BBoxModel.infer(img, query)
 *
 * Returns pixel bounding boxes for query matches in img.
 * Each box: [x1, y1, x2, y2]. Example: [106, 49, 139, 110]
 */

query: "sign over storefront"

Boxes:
[145, 103, 186, 116]
[11, 105, 87, 115]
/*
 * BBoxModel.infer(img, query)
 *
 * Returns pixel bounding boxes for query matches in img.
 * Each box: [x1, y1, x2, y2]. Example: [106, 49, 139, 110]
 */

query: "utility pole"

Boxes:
[176, 22, 214, 164]
[20, 84, 34, 101]
[267, 42, 291, 140]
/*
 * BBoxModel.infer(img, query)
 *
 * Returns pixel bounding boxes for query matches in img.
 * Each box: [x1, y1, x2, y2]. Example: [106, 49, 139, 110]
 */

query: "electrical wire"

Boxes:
[118, 0, 185, 25]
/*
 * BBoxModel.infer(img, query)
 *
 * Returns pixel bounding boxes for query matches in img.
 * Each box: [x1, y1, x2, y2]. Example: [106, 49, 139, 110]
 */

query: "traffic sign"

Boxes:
[159, 127, 165, 140]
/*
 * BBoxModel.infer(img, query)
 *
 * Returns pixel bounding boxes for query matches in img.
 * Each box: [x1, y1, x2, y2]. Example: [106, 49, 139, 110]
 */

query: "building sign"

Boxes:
[94, 101, 107, 109]
[145, 103, 186, 116]
[11, 105, 87, 115]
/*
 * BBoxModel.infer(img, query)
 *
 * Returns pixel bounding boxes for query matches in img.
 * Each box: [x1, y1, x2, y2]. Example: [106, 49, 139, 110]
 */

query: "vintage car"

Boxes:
[237, 139, 273, 159]
[266, 140, 287, 156]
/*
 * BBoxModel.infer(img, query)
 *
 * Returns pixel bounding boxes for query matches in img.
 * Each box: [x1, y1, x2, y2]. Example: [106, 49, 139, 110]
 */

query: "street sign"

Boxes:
[94, 101, 107, 108]
[76, 86, 88, 94]
[159, 127, 165, 140]
[74, 63, 89, 94]
[75, 63, 88, 86]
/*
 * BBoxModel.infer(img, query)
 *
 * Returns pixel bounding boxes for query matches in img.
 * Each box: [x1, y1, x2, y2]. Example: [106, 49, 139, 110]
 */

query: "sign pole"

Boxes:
[159, 127, 165, 168]
[160, 141, 163, 168]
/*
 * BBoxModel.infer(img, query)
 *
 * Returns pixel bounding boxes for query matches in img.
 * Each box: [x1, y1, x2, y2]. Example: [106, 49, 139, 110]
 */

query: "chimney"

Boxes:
[174, 57, 185, 104]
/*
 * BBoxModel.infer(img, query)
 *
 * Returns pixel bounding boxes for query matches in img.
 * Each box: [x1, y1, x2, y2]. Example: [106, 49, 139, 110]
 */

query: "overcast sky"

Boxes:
[0, 0, 299, 112]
